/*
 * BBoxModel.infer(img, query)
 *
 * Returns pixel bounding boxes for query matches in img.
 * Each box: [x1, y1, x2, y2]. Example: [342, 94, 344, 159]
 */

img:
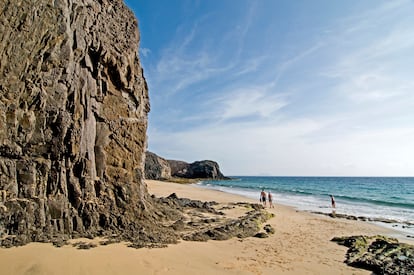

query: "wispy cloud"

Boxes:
[140, 47, 151, 57]
[314, 0, 414, 111]
[147, 2, 269, 97]
[210, 85, 289, 122]
[152, 29, 231, 95]
[142, 0, 414, 176]
[272, 43, 324, 88]
[232, 1, 257, 59]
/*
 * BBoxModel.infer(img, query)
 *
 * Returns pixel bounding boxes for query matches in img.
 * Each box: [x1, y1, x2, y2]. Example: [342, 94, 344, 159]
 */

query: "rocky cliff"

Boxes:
[144, 152, 171, 180]
[0, 0, 152, 246]
[144, 151, 228, 180]
[167, 159, 191, 178]
[168, 159, 228, 179]
[0, 1, 270, 249]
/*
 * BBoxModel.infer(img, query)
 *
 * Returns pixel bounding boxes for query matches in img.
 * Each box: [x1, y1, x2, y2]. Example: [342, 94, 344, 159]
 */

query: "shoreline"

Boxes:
[0, 179, 412, 275]
[195, 180, 414, 241]
[149, 180, 414, 243]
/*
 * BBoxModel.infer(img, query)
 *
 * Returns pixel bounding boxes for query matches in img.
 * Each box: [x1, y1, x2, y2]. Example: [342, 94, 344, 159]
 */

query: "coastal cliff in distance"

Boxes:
[144, 152, 171, 180]
[0, 0, 152, 246]
[145, 151, 229, 181]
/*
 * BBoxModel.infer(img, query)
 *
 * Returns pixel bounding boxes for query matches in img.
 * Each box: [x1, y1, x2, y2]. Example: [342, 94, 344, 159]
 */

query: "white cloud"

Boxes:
[140, 47, 151, 57]
[210, 85, 289, 121]
[337, 72, 412, 104]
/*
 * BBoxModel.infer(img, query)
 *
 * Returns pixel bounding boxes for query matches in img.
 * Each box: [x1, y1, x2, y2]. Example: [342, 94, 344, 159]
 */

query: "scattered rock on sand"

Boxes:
[72, 242, 98, 250]
[254, 232, 269, 238]
[182, 208, 272, 241]
[332, 235, 414, 275]
[264, 224, 275, 234]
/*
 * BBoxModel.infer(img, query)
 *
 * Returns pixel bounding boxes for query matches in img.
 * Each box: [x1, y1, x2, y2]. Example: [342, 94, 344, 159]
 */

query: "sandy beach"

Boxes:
[0, 180, 407, 275]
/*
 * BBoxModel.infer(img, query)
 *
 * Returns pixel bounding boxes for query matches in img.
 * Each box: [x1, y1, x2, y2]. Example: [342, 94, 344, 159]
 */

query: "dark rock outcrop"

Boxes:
[0, 0, 153, 246]
[311, 211, 414, 226]
[332, 235, 414, 275]
[168, 159, 229, 180]
[144, 151, 171, 180]
[184, 208, 271, 241]
[153, 197, 271, 242]
[167, 159, 191, 178]
[189, 160, 228, 179]
[144, 151, 229, 180]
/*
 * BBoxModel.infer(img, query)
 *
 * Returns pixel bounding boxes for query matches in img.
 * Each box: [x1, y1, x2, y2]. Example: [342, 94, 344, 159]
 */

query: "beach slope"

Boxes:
[0, 180, 400, 274]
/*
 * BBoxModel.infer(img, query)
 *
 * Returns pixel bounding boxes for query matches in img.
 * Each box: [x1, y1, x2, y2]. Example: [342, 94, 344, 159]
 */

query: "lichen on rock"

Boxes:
[332, 235, 414, 275]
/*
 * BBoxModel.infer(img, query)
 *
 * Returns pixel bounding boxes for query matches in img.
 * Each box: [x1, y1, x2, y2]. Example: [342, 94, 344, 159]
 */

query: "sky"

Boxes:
[124, 0, 414, 176]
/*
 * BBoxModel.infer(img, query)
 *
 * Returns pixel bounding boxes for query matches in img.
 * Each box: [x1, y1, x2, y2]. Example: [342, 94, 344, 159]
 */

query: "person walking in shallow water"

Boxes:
[260, 189, 267, 207]
[330, 195, 336, 216]
[330, 195, 336, 209]
[268, 192, 274, 208]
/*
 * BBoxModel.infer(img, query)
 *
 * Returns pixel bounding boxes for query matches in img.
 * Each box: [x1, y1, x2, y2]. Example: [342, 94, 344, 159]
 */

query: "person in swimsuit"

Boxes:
[268, 192, 274, 208]
[260, 189, 267, 207]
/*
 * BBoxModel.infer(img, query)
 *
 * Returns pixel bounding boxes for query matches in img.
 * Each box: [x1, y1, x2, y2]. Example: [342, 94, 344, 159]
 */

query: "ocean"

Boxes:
[198, 176, 414, 237]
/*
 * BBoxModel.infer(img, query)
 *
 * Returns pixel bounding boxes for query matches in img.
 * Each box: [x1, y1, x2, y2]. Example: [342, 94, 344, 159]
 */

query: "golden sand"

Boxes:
[1, 179, 407, 275]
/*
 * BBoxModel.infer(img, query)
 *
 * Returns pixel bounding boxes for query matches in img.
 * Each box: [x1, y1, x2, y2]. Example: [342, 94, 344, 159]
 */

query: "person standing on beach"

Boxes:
[260, 189, 267, 207]
[330, 195, 336, 216]
[268, 192, 274, 208]
[330, 195, 336, 209]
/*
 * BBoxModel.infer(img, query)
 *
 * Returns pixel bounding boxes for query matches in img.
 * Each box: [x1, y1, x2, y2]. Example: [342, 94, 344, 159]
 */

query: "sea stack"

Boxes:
[0, 0, 150, 246]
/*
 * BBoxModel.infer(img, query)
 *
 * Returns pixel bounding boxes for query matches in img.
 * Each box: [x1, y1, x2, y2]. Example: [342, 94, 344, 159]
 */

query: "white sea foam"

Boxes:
[197, 182, 414, 238]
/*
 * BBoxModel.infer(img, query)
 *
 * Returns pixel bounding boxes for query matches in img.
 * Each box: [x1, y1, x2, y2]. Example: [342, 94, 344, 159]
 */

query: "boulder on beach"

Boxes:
[332, 235, 414, 275]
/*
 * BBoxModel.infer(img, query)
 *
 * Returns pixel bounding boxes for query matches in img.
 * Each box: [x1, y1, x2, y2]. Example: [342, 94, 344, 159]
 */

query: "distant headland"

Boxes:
[144, 151, 230, 182]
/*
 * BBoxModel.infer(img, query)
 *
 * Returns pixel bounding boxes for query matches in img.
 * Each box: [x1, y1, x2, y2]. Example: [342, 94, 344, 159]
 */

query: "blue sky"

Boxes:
[125, 0, 414, 176]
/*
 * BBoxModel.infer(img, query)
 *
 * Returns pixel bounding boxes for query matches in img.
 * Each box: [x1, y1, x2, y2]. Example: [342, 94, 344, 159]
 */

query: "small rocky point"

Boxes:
[332, 235, 414, 275]
[145, 151, 229, 181]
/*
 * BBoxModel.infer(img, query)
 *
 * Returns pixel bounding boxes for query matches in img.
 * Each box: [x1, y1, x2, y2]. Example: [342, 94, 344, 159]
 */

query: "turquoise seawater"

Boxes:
[199, 177, 414, 236]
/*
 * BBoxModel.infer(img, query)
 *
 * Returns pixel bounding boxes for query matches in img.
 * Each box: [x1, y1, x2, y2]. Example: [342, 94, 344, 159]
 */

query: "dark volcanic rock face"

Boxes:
[0, 0, 151, 246]
[145, 151, 229, 180]
[168, 159, 229, 180]
[189, 160, 228, 179]
[167, 159, 190, 178]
